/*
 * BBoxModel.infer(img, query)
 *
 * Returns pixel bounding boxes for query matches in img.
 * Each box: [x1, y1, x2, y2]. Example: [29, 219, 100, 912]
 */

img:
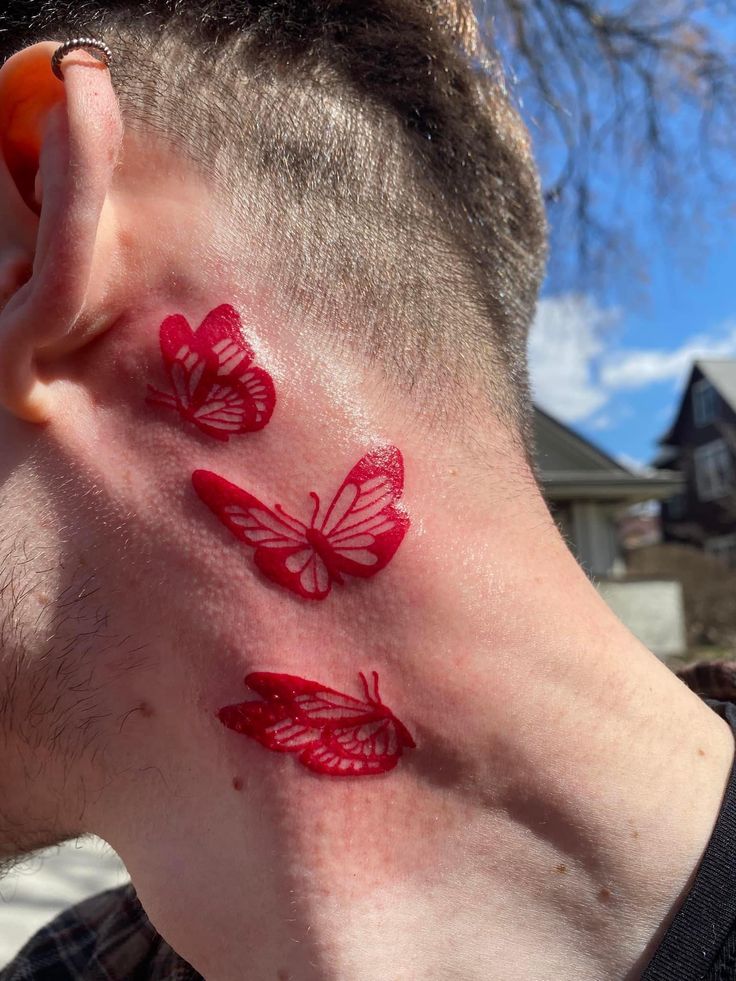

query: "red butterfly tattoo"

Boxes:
[218, 671, 416, 776]
[192, 446, 410, 600]
[147, 304, 276, 440]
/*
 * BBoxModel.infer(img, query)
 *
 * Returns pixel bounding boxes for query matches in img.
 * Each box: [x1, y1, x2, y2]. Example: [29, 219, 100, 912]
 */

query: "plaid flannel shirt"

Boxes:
[0, 884, 202, 980]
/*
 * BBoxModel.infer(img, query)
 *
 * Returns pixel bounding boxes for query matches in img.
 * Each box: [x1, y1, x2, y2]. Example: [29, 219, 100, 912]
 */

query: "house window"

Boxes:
[694, 439, 734, 501]
[693, 379, 718, 427]
[706, 534, 736, 568]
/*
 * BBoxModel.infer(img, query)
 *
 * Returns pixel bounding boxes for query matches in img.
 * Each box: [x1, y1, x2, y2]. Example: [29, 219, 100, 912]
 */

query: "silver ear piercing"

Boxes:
[51, 38, 113, 81]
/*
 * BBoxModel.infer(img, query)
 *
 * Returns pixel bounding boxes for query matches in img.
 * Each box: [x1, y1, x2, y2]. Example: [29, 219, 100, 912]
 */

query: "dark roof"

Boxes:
[534, 407, 682, 502]
[535, 405, 630, 473]
[659, 359, 736, 445]
[699, 361, 736, 414]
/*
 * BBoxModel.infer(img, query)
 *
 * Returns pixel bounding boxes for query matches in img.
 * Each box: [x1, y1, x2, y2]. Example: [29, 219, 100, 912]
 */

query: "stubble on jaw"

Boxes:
[0, 534, 147, 875]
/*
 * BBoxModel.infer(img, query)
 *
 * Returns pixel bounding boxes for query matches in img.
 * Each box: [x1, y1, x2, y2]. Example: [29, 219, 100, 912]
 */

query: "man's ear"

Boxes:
[0, 41, 123, 422]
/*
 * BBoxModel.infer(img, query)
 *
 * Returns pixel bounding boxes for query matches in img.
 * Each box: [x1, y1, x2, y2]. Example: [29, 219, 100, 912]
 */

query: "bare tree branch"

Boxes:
[486, 0, 736, 284]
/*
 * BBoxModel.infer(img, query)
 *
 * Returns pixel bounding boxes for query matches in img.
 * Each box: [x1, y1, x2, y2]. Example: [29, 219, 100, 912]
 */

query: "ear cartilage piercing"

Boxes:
[51, 38, 113, 81]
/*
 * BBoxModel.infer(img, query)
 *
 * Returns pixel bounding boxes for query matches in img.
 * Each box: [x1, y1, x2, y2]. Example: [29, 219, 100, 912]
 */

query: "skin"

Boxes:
[0, 41, 733, 981]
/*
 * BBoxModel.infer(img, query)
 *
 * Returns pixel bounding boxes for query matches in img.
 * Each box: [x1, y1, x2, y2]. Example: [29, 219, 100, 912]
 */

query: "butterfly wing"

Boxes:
[195, 304, 254, 377]
[235, 365, 276, 431]
[185, 379, 260, 441]
[191, 306, 276, 434]
[218, 700, 323, 754]
[192, 470, 332, 599]
[150, 313, 209, 413]
[319, 446, 410, 580]
[218, 672, 369, 755]
[301, 717, 410, 776]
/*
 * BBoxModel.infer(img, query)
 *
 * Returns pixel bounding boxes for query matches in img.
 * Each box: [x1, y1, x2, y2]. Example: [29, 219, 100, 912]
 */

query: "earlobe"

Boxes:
[0, 42, 122, 422]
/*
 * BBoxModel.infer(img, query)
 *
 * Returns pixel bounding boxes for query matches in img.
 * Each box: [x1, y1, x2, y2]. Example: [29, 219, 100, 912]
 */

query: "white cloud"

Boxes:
[601, 322, 736, 389]
[529, 294, 736, 426]
[528, 293, 619, 423]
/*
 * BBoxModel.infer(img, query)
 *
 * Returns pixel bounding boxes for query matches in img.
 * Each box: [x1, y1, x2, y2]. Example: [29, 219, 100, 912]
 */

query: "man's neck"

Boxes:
[67, 319, 731, 979]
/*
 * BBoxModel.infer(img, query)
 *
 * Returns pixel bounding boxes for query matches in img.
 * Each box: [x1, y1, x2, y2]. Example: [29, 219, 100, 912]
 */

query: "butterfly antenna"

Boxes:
[358, 672, 372, 702]
[309, 491, 321, 527]
[372, 671, 381, 703]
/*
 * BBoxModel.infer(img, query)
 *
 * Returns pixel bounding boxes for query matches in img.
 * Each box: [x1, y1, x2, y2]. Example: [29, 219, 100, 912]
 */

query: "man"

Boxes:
[0, 2, 734, 979]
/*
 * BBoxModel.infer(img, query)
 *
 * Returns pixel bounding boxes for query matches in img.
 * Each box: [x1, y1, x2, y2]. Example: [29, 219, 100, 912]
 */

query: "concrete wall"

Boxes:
[597, 579, 687, 659]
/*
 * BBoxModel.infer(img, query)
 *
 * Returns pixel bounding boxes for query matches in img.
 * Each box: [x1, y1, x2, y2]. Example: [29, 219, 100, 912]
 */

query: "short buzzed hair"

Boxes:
[0, 1, 547, 435]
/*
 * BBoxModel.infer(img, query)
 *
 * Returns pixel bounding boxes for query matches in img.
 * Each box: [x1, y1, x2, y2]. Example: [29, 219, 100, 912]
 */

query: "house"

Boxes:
[534, 407, 686, 658]
[656, 360, 736, 566]
[534, 407, 681, 576]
